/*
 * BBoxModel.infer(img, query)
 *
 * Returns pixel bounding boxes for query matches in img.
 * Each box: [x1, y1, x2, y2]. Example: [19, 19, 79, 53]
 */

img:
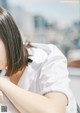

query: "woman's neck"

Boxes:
[10, 67, 26, 85]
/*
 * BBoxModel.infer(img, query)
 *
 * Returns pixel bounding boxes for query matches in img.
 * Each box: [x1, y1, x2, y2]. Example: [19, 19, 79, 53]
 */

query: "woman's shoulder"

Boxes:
[27, 46, 48, 64]
[28, 43, 67, 64]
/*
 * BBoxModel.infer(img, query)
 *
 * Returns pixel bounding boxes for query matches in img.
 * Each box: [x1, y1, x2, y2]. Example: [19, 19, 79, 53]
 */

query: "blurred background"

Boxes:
[0, 0, 80, 106]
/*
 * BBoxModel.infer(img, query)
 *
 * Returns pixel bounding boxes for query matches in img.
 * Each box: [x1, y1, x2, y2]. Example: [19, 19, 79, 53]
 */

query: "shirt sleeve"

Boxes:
[38, 44, 71, 103]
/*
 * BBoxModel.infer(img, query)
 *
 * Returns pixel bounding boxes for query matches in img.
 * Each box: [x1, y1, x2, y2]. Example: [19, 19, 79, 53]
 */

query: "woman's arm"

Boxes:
[0, 77, 67, 113]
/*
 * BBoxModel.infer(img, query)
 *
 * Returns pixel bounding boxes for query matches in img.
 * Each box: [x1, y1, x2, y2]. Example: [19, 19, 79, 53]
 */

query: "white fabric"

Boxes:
[0, 43, 77, 113]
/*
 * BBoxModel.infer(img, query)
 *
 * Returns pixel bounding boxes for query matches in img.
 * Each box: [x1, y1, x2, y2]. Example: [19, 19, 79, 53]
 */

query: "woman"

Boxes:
[0, 7, 77, 113]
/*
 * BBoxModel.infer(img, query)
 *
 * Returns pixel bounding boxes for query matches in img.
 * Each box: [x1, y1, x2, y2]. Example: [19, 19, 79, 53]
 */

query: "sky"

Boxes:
[8, 0, 80, 27]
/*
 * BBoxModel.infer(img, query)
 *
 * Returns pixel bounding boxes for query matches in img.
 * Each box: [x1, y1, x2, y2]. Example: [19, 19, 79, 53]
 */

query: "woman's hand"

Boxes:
[0, 76, 9, 88]
[0, 77, 6, 104]
[0, 91, 3, 104]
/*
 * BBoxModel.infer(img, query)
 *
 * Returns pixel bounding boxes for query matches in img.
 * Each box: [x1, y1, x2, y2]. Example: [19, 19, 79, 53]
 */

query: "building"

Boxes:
[9, 6, 35, 42]
[0, 0, 8, 9]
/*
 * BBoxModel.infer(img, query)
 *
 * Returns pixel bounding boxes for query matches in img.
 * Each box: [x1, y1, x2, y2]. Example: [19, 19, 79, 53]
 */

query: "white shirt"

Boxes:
[0, 43, 77, 113]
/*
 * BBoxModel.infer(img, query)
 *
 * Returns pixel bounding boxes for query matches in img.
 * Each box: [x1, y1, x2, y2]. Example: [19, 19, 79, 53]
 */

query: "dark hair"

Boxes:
[0, 7, 32, 76]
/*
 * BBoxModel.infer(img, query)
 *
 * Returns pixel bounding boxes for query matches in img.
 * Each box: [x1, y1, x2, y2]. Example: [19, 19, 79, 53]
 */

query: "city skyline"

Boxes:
[8, 0, 80, 28]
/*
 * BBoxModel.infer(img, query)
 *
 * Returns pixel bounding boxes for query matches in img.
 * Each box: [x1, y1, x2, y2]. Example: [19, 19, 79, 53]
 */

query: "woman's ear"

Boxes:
[5, 66, 8, 70]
